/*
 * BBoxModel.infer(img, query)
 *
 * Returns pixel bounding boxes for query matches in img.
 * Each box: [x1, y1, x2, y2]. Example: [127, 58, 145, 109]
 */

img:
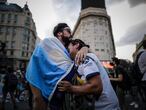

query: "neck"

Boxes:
[57, 36, 65, 46]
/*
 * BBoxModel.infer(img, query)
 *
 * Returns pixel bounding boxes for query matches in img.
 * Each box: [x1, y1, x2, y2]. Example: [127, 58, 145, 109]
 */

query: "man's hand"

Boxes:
[58, 75, 102, 95]
[75, 47, 88, 65]
[58, 81, 73, 92]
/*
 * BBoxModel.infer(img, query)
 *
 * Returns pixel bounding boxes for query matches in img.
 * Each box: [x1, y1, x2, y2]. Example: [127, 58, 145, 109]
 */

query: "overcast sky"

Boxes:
[8, 0, 146, 61]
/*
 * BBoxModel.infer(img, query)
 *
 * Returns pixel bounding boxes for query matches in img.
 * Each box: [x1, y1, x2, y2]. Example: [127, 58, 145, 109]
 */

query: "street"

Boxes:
[0, 82, 145, 110]
[0, 101, 30, 110]
[0, 82, 30, 110]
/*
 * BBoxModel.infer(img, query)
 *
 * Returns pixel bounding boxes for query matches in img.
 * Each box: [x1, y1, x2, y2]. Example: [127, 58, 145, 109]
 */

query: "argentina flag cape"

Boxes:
[26, 37, 74, 101]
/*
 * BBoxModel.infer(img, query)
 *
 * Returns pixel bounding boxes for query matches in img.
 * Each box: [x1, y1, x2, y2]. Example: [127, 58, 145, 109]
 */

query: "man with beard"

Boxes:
[26, 23, 89, 110]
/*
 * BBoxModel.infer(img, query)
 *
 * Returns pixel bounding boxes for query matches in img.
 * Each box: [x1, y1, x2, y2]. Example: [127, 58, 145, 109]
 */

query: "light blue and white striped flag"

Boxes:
[26, 37, 74, 101]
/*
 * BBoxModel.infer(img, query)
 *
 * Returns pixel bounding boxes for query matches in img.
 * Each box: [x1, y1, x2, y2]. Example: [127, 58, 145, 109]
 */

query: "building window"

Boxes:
[95, 49, 99, 51]
[1, 14, 5, 23]
[23, 36, 27, 42]
[99, 17, 103, 25]
[105, 31, 108, 35]
[26, 52, 29, 57]
[12, 28, 16, 37]
[27, 44, 29, 50]
[7, 50, 10, 56]
[105, 22, 108, 27]
[23, 29, 30, 42]
[10, 51, 13, 55]
[99, 22, 103, 25]
[11, 41, 15, 48]
[5, 41, 9, 48]
[0, 27, 3, 35]
[8, 13, 11, 19]
[22, 51, 24, 57]
[107, 49, 109, 53]
[101, 49, 105, 52]
[27, 12, 30, 16]
[106, 44, 108, 48]
[22, 43, 25, 50]
[7, 13, 11, 23]
[12, 35, 15, 40]
[22, 43, 28, 50]
[25, 17, 31, 26]
[6, 27, 10, 35]
[31, 45, 34, 51]
[14, 15, 18, 24]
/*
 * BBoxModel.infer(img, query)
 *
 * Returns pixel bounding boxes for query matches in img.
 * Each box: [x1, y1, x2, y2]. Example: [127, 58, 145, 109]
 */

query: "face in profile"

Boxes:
[61, 27, 72, 47]
[68, 43, 79, 60]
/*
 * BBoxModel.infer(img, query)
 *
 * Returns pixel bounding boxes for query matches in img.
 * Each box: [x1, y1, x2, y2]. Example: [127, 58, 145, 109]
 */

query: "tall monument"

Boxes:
[73, 0, 115, 61]
[82, 0, 106, 9]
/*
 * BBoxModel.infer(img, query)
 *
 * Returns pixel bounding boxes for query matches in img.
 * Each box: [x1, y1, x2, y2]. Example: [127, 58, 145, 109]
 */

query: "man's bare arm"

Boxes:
[75, 46, 89, 65]
[110, 74, 123, 82]
[58, 75, 103, 95]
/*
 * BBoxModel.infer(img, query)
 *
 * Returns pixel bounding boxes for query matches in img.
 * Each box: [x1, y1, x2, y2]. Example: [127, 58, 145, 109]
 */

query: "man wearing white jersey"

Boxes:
[59, 39, 120, 110]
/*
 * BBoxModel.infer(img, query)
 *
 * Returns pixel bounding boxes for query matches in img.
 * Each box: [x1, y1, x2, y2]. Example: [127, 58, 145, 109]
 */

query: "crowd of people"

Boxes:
[1, 68, 32, 110]
[0, 22, 146, 110]
[109, 42, 146, 110]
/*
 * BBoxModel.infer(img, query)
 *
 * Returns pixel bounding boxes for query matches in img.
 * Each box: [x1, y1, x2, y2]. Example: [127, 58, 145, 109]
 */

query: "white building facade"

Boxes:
[0, 0, 37, 70]
[73, 0, 115, 61]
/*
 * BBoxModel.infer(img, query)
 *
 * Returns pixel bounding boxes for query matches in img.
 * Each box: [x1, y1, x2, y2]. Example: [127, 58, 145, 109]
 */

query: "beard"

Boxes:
[62, 35, 72, 48]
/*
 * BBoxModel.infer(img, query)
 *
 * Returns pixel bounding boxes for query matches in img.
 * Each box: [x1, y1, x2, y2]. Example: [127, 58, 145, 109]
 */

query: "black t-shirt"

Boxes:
[115, 65, 125, 78]
[115, 65, 130, 89]
[4, 73, 18, 87]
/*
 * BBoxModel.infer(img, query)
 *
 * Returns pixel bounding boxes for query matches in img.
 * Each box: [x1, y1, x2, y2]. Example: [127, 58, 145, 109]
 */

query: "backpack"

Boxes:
[7, 73, 18, 87]
[118, 51, 144, 87]
[130, 51, 144, 84]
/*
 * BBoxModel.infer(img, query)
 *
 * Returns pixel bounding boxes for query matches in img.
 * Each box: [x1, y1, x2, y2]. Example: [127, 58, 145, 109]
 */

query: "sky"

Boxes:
[8, 0, 146, 61]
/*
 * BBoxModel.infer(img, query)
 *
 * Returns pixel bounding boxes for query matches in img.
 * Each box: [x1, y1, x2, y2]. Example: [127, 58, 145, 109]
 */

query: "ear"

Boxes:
[57, 32, 62, 37]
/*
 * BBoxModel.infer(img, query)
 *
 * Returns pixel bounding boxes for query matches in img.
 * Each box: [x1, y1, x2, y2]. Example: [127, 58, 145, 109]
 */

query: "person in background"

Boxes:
[110, 57, 130, 110]
[58, 39, 120, 110]
[108, 62, 118, 92]
[2, 67, 18, 110]
[138, 40, 146, 109]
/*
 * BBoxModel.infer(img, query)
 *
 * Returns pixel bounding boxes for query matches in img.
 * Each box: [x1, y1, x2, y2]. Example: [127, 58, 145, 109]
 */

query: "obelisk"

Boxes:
[73, 0, 116, 61]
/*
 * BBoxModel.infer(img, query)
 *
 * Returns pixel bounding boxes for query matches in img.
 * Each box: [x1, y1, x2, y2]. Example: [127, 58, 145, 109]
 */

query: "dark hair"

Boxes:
[53, 23, 69, 37]
[109, 62, 115, 66]
[70, 39, 86, 50]
[142, 40, 146, 49]
[112, 57, 120, 65]
[7, 67, 13, 73]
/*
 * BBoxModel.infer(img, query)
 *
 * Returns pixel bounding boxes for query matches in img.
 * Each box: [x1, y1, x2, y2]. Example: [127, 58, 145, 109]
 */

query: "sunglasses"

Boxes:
[62, 27, 71, 34]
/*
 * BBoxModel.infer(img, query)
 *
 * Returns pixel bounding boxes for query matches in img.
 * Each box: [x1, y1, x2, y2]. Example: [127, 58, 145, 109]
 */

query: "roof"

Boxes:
[0, 3, 23, 12]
